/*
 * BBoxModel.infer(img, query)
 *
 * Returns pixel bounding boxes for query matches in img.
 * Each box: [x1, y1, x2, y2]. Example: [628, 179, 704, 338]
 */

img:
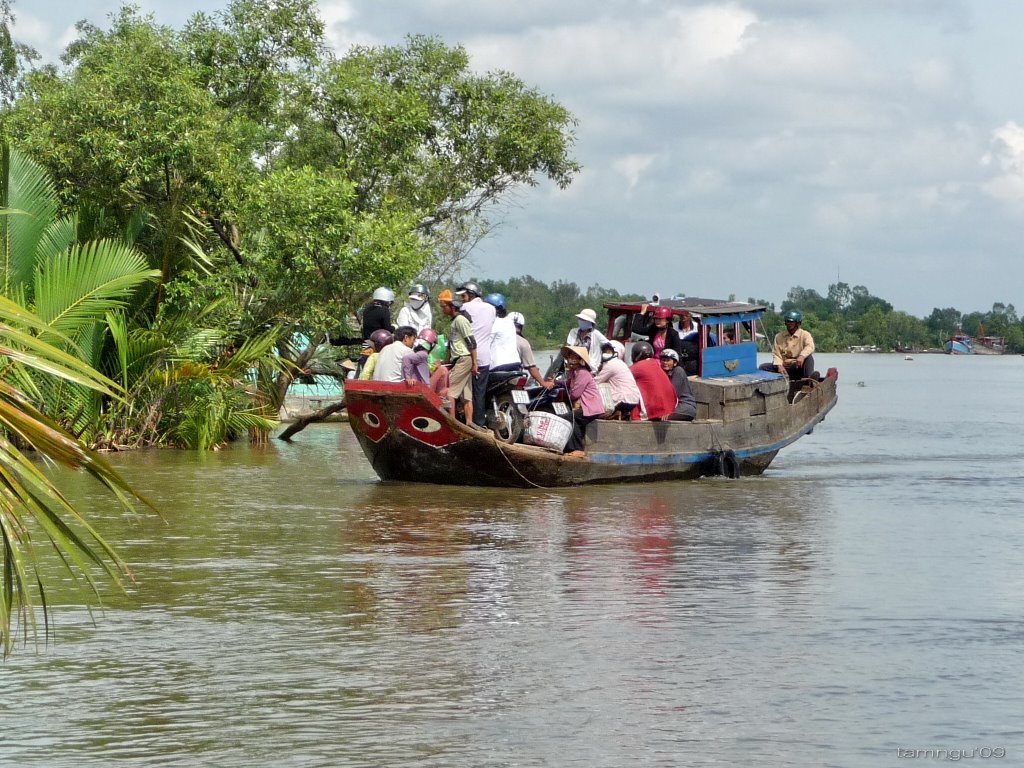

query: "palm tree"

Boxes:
[0, 144, 161, 437]
[0, 144, 157, 655]
[0, 294, 147, 656]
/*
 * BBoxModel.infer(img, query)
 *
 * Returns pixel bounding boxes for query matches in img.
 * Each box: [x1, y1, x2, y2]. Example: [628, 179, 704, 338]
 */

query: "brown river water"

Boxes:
[2, 353, 1023, 767]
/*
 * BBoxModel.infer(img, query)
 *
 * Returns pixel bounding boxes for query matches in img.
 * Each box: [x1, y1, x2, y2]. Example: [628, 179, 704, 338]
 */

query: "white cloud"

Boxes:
[982, 121, 1024, 211]
[612, 153, 656, 190]
[320, 0, 380, 52]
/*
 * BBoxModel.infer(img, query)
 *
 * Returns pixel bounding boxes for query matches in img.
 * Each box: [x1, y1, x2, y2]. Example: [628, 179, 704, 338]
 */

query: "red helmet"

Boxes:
[369, 329, 393, 351]
[653, 306, 673, 320]
[417, 328, 438, 345]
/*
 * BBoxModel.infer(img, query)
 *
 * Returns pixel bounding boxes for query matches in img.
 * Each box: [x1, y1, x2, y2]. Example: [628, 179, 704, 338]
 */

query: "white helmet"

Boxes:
[508, 311, 525, 328]
[372, 287, 395, 303]
[610, 340, 626, 360]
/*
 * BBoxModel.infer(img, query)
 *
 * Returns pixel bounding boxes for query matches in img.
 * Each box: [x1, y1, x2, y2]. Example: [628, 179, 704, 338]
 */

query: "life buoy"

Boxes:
[715, 449, 741, 479]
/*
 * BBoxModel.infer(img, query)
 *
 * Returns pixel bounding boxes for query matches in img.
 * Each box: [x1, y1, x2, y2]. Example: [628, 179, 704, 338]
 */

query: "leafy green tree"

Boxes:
[781, 286, 834, 320]
[4, 1, 580, 431]
[3, 7, 238, 314]
[846, 285, 892, 320]
[926, 307, 962, 342]
[0, 0, 38, 106]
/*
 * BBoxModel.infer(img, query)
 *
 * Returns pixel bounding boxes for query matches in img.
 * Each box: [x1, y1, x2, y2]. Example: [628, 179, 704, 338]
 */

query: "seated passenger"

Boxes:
[358, 329, 393, 381]
[401, 329, 438, 387]
[373, 325, 416, 382]
[759, 309, 815, 379]
[561, 345, 605, 456]
[595, 340, 641, 419]
[509, 312, 553, 389]
[628, 341, 678, 421]
[659, 349, 696, 421]
[676, 310, 701, 374]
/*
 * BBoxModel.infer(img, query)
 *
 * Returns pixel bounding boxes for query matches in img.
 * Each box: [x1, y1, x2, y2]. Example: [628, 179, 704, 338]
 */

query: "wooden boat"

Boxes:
[944, 334, 973, 355]
[944, 332, 1006, 356]
[345, 300, 838, 487]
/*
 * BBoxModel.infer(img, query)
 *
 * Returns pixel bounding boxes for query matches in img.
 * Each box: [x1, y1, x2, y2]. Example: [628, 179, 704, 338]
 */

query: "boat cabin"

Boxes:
[603, 298, 766, 378]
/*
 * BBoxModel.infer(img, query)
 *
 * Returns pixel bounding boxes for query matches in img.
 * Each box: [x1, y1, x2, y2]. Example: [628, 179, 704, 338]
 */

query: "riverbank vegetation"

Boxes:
[0, 0, 580, 449]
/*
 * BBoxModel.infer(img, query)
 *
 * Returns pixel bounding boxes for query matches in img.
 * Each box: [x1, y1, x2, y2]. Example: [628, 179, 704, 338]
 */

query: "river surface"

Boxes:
[2, 353, 1023, 767]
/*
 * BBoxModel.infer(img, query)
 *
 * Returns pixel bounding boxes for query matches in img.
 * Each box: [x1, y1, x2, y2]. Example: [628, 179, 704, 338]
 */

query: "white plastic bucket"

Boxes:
[524, 412, 573, 452]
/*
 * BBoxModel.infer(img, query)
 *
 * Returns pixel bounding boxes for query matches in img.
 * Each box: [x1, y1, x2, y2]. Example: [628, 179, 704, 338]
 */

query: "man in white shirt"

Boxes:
[486, 293, 521, 371]
[372, 326, 417, 382]
[456, 282, 495, 427]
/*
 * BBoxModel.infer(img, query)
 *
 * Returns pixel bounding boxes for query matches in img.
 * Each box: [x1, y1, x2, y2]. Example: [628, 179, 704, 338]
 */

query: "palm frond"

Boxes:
[0, 297, 120, 396]
[0, 146, 59, 295]
[33, 239, 160, 338]
[36, 214, 79, 266]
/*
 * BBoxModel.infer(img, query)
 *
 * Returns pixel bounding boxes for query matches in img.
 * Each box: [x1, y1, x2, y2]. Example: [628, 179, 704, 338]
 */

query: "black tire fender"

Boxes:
[715, 449, 741, 479]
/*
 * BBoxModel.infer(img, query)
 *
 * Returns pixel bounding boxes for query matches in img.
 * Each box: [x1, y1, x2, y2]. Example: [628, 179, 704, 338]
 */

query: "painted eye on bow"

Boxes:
[397, 404, 460, 447]
[409, 416, 442, 433]
[347, 401, 388, 442]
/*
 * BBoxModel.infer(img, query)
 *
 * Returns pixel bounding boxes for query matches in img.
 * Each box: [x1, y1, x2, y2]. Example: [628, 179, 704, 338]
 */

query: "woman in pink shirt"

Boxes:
[562, 345, 605, 456]
[594, 340, 641, 418]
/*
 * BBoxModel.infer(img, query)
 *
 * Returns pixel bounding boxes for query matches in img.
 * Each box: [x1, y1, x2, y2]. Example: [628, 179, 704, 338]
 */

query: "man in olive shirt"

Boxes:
[760, 309, 815, 379]
[439, 290, 478, 425]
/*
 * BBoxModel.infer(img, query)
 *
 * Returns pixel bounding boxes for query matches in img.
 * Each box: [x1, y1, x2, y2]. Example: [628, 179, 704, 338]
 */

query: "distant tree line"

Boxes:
[775, 284, 1022, 352]
[460, 277, 1021, 353]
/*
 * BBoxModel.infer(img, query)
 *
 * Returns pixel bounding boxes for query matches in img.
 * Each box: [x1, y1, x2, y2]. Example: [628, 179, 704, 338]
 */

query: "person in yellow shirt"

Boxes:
[760, 310, 815, 379]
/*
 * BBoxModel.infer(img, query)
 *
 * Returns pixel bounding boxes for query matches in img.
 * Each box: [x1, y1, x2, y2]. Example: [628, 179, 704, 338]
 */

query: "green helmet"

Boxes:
[783, 310, 803, 323]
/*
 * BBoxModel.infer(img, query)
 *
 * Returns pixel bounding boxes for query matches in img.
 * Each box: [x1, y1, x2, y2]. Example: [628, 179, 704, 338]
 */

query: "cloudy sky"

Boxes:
[14, 1, 1024, 316]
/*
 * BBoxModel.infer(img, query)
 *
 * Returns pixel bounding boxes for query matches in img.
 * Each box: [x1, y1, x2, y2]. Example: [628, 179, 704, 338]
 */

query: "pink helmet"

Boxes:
[415, 328, 438, 351]
[653, 305, 673, 320]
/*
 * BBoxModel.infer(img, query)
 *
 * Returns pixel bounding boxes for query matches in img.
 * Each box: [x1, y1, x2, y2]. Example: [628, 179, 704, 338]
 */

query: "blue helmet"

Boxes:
[484, 292, 506, 311]
[783, 309, 803, 323]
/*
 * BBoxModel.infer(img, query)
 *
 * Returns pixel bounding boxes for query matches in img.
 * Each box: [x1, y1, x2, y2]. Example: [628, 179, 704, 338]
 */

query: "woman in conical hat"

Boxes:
[560, 346, 605, 456]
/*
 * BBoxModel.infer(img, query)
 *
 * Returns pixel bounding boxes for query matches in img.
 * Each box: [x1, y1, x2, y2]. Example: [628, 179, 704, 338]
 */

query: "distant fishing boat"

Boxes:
[943, 333, 1006, 356]
[944, 334, 973, 355]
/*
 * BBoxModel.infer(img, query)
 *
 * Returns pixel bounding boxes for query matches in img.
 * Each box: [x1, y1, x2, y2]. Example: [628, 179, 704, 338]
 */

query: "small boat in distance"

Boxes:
[944, 334, 973, 355]
[345, 299, 838, 487]
[944, 333, 1006, 355]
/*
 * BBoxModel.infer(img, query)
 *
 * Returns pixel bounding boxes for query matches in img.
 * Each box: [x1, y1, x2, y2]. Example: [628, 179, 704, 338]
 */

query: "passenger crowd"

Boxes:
[351, 284, 814, 457]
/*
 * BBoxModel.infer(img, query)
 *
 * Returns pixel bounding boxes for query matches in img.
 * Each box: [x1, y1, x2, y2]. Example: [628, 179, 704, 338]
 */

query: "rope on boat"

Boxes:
[493, 437, 557, 489]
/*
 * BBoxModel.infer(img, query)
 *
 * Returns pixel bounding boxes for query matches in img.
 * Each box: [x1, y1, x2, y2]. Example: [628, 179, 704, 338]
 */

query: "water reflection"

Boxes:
[330, 477, 830, 639]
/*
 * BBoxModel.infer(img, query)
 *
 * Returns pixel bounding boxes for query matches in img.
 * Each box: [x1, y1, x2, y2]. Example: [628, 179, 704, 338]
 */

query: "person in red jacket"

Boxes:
[628, 342, 678, 421]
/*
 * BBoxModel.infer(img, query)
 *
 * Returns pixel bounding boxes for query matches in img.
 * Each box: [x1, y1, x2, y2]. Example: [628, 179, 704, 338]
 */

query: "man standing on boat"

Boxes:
[456, 282, 495, 428]
[361, 287, 395, 339]
[439, 290, 479, 426]
[395, 284, 433, 334]
[545, 308, 609, 379]
[760, 310, 816, 379]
